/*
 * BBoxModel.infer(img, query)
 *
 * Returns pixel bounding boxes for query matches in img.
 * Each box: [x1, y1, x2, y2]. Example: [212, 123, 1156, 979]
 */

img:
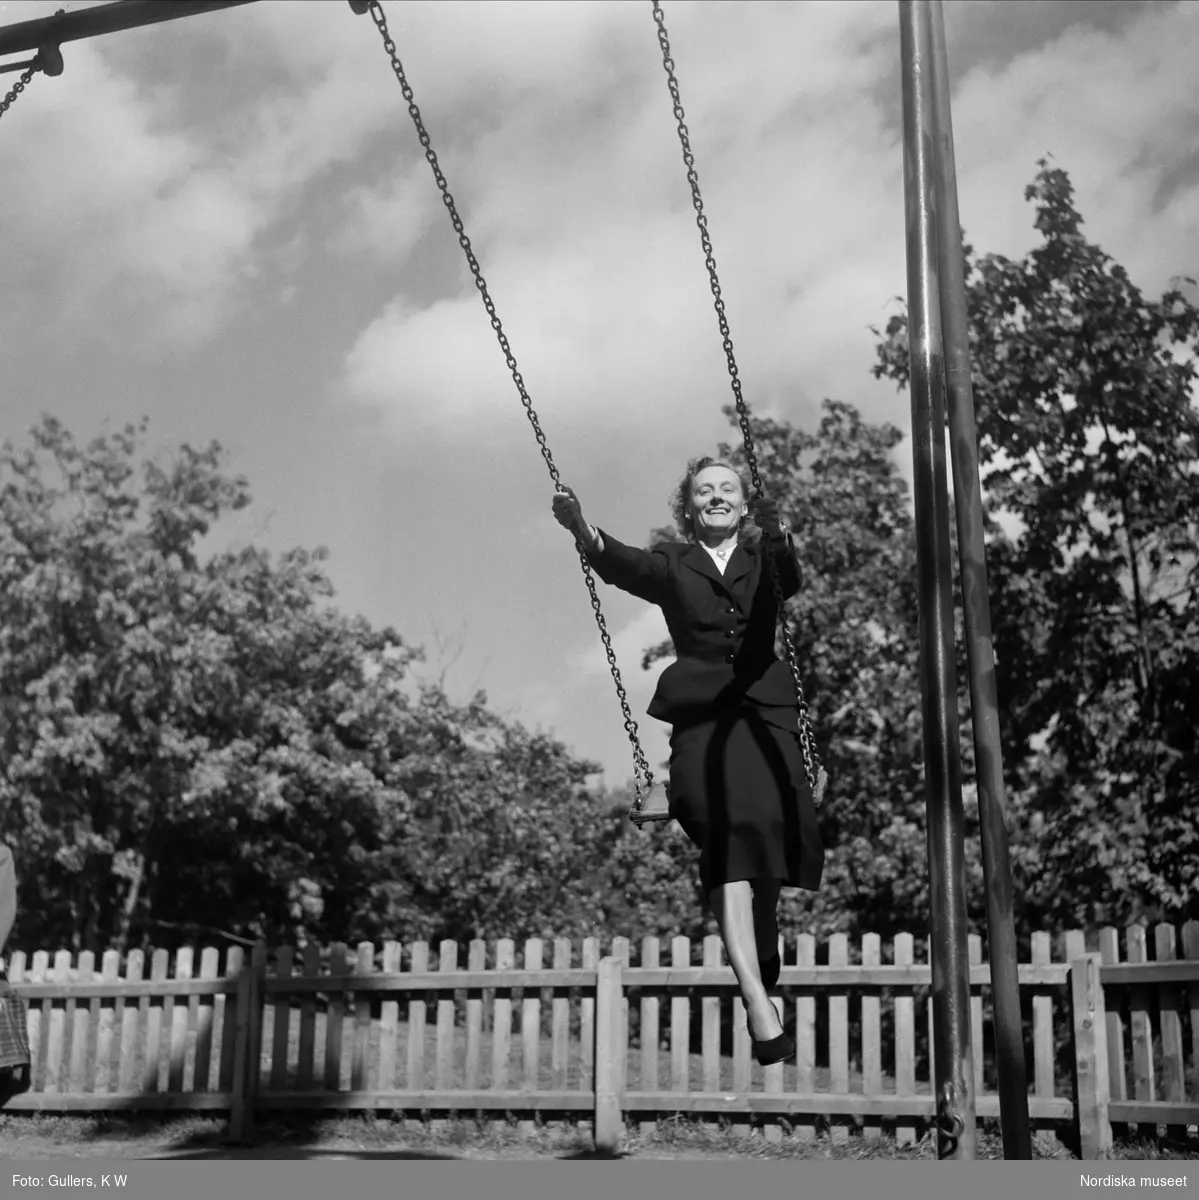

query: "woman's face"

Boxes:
[688, 464, 746, 540]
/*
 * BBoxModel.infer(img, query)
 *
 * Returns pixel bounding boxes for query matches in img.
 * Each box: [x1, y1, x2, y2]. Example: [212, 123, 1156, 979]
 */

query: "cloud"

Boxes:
[329, 164, 437, 267]
[569, 604, 672, 681]
[0, 0, 449, 354]
[514, 603, 674, 781]
[333, 0, 1197, 452]
[7, 1, 1191, 389]
[333, 1, 905, 439]
[0, 23, 247, 351]
[948, 3, 1199, 287]
[337, 223, 745, 439]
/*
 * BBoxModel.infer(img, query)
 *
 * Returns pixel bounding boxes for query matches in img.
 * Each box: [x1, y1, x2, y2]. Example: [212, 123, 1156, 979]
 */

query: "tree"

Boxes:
[0, 416, 615, 953]
[872, 160, 1199, 927]
[373, 684, 614, 947]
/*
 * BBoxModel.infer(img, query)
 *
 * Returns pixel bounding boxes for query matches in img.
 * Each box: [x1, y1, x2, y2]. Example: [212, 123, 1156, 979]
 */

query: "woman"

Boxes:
[0, 839, 31, 1095]
[552, 456, 824, 1066]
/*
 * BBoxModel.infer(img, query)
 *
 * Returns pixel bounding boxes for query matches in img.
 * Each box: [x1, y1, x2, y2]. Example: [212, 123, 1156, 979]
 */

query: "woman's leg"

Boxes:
[708, 880, 784, 1041]
[751, 877, 782, 964]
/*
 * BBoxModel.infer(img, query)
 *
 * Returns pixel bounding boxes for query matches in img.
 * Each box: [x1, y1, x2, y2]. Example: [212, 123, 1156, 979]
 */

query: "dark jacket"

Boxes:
[585, 530, 802, 725]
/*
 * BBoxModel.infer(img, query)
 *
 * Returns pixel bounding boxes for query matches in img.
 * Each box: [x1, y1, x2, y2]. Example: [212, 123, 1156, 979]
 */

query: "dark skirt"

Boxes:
[668, 704, 825, 894]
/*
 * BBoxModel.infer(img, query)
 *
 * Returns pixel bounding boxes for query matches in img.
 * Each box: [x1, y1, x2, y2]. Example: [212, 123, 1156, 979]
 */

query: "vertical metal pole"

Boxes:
[927, 0, 1033, 1160]
[897, 0, 976, 1160]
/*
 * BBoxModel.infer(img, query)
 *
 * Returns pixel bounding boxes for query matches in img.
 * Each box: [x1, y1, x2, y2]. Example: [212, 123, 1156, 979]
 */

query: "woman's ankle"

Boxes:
[746, 999, 783, 1041]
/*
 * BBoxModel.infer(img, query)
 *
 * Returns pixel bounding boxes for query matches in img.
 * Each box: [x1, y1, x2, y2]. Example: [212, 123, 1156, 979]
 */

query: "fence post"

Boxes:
[1070, 953, 1113, 1160]
[247, 944, 267, 1127]
[594, 954, 623, 1154]
[229, 948, 261, 1143]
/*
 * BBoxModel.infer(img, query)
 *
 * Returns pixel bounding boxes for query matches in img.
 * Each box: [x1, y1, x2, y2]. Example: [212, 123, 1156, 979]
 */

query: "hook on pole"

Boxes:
[937, 1080, 965, 1157]
[37, 44, 64, 76]
[0, 43, 63, 76]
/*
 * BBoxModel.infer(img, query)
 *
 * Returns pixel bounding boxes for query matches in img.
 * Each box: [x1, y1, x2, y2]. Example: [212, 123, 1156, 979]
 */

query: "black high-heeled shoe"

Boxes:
[751, 1031, 795, 1066]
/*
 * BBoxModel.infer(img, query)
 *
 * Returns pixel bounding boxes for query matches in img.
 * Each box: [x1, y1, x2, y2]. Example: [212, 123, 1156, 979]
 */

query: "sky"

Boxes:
[1, 0, 1196, 789]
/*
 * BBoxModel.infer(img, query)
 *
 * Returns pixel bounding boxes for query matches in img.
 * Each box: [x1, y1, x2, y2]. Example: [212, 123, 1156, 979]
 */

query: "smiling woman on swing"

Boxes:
[553, 457, 825, 1067]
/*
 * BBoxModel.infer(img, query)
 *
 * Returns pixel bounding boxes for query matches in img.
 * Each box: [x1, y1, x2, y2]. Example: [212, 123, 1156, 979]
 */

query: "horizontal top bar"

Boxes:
[625, 964, 1072, 987]
[264, 966, 1069, 992]
[1096, 961, 1199, 986]
[264, 969, 600, 993]
[5, 959, 1196, 995]
[11, 977, 240, 1000]
[264, 961, 1189, 989]
[0, 963, 1075, 994]
[0, 1, 259, 58]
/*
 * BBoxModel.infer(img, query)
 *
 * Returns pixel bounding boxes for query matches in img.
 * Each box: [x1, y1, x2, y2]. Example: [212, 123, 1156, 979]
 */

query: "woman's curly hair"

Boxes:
[669, 455, 761, 545]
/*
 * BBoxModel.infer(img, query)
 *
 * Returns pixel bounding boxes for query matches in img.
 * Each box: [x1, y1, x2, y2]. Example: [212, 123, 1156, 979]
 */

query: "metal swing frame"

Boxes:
[0, 0, 1031, 1162]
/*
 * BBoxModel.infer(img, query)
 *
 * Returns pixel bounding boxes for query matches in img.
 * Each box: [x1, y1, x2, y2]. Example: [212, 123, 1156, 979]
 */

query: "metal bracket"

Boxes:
[38, 44, 64, 76]
[0, 42, 62, 78]
[937, 1080, 965, 1157]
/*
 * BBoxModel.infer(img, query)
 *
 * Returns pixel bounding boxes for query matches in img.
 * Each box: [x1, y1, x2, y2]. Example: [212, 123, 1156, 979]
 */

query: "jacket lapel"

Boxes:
[682, 543, 724, 586]
[724, 544, 754, 589]
[682, 541, 754, 593]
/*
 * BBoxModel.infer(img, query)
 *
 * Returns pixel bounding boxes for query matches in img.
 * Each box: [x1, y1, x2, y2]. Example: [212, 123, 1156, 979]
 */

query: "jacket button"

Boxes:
[725, 653, 734, 663]
[725, 630, 734, 639]
[726, 606, 734, 614]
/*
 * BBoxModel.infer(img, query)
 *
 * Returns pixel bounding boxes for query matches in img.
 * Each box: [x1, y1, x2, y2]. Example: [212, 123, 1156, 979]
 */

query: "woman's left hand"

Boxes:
[753, 496, 787, 538]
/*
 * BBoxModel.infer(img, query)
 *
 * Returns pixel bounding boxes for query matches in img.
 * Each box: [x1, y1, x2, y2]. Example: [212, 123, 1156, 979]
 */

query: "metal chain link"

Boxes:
[0, 64, 36, 123]
[651, 1, 826, 803]
[360, 0, 656, 808]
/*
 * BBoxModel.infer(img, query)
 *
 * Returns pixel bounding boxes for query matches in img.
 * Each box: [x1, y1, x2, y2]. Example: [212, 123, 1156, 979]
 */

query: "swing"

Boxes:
[0, 0, 826, 825]
[348, 0, 828, 823]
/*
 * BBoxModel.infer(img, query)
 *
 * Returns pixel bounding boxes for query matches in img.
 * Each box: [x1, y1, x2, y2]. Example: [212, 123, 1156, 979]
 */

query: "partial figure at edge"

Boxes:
[0, 840, 31, 1095]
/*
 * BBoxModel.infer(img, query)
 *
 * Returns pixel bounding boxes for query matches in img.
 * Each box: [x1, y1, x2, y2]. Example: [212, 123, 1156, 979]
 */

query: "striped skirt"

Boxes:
[0, 974, 31, 1071]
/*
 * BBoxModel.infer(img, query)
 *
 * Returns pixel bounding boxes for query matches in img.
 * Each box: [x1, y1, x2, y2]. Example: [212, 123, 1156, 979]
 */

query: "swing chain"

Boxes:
[0, 63, 37, 123]
[652, 1, 826, 803]
[359, 0, 656, 808]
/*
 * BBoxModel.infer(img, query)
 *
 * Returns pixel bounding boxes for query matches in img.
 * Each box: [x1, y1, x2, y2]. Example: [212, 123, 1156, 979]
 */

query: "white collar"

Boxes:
[699, 540, 738, 573]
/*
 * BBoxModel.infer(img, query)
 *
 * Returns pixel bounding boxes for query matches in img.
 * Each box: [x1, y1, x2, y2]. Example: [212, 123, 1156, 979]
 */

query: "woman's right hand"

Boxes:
[552, 487, 595, 544]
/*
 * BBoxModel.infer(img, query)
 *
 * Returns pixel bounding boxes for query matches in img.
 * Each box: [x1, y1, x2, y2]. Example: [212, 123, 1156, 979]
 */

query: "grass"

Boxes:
[1, 1110, 1197, 1161]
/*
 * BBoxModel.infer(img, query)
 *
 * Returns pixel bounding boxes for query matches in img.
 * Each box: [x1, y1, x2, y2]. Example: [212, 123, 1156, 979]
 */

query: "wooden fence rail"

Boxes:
[2, 922, 1196, 1158]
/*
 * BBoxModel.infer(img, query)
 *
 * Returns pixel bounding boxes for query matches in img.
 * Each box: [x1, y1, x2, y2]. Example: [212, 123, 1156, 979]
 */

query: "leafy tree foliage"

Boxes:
[872, 160, 1199, 927]
[0, 417, 614, 953]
